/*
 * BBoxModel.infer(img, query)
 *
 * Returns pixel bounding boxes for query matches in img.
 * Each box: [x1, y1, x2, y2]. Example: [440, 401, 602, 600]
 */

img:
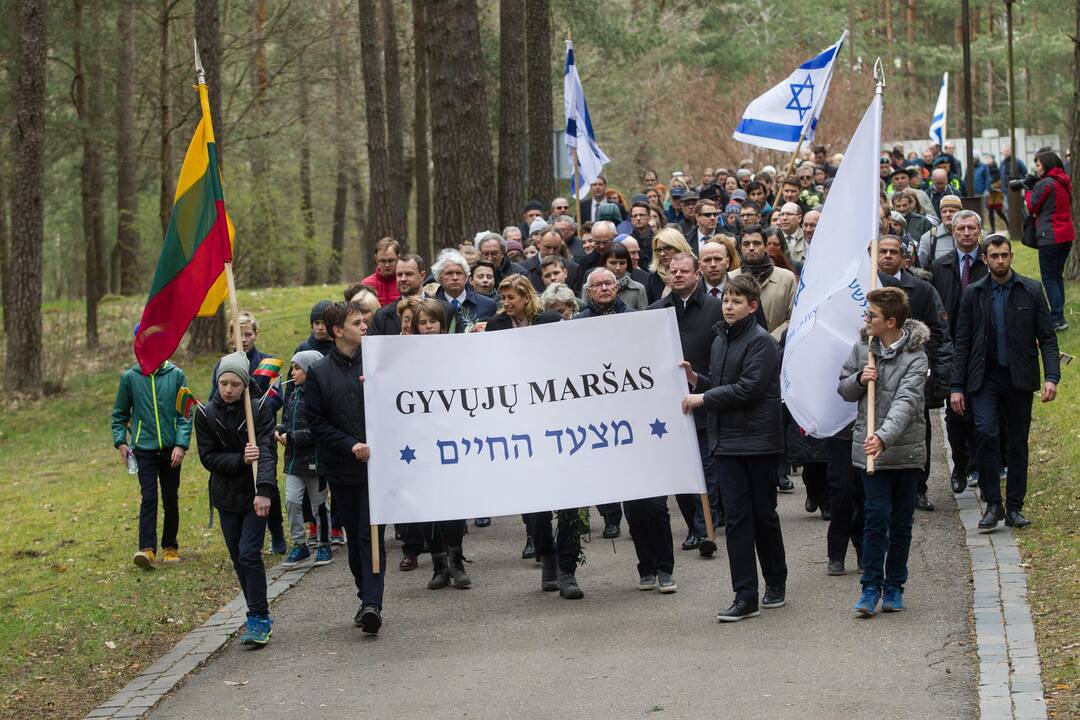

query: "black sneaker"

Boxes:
[761, 586, 785, 609]
[698, 537, 717, 557]
[521, 535, 536, 559]
[473, 517, 491, 527]
[827, 559, 846, 576]
[681, 533, 700, 550]
[915, 493, 934, 511]
[804, 496, 818, 513]
[978, 504, 1005, 532]
[777, 476, 796, 493]
[950, 470, 967, 494]
[657, 571, 677, 594]
[1004, 510, 1031, 528]
[717, 598, 760, 622]
[355, 604, 382, 635]
[602, 522, 621, 539]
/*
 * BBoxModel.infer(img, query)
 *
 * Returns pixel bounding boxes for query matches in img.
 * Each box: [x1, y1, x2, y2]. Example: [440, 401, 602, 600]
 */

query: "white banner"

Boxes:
[781, 91, 882, 438]
[361, 309, 705, 524]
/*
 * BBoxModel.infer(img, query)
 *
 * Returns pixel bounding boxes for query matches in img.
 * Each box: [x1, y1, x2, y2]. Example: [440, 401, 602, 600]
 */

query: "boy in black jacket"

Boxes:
[194, 351, 278, 647]
[304, 301, 385, 634]
[277, 349, 332, 567]
[681, 274, 788, 622]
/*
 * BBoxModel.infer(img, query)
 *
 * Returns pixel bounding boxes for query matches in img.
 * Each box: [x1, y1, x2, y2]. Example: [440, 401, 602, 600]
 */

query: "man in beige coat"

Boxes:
[728, 225, 797, 341]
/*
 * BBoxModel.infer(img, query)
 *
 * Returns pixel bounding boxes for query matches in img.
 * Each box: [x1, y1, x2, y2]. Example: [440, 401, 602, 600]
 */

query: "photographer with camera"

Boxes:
[1014, 150, 1074, 331]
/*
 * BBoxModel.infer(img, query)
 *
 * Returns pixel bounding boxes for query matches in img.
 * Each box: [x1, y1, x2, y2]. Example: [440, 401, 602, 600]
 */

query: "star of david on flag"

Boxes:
[733, 31, 847, 152]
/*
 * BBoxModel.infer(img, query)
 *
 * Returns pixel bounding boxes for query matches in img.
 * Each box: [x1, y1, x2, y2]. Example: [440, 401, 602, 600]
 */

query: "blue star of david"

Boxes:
[649, 419, 668, 439]
[786, 74, 815, 122]
[399, 446, 417, 464]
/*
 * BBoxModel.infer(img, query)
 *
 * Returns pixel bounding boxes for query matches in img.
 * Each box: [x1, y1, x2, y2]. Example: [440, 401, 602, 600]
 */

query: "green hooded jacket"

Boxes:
[110, 361, 193, 451]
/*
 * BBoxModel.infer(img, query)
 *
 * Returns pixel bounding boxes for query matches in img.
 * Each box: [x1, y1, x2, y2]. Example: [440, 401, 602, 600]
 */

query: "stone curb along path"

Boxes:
[83, 560, 315, 720]
[942, 413, 1050, 720]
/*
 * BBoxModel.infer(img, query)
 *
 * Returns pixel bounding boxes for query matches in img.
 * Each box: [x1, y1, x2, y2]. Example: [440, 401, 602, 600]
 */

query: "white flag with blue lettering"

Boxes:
[781, 91, 882, 437]
[564, 40, 610, 200]
[733, 31, 847, 152]
[929, 72, 948, 145]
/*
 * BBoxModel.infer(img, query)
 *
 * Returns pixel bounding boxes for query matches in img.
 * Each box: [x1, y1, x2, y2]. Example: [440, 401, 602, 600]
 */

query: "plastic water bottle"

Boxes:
[126, 452, 139, 475]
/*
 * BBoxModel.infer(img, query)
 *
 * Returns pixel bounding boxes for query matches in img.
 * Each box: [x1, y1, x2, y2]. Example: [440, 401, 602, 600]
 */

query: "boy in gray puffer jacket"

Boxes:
[838, 287, 929, 618]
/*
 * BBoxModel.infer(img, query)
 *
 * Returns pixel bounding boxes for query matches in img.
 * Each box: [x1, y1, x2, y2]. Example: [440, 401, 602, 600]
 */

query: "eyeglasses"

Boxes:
[863, 310, 880, 320]
[699, 212, 718, 218]
[590, 280, 616, 288]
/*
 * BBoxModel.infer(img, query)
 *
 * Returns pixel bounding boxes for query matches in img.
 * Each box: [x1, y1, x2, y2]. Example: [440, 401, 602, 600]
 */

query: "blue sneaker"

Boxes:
[241, 615, 272, 647]
[881, 586, 904, 612]
[313, 545, 333, 566]
[854, 587, 881, 617]
[282, 545, 310, 567]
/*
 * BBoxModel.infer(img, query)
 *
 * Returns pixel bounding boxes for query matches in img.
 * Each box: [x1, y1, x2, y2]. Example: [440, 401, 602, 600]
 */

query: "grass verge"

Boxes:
[0, 284, 338, 719]
[1011, 245, 1079, 719]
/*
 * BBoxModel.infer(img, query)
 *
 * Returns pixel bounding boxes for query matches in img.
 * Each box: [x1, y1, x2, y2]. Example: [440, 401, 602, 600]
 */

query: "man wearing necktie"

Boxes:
[930, 212, 989, 494]
[431, 249, 497, 329]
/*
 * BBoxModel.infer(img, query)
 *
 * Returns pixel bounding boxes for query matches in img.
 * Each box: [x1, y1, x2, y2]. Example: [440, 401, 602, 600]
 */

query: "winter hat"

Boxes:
[725, 203, 742, 213]
[529, 217, 549, 235]
[614, 233, 632, 244]
[939, 195, 963, 210]
[889, 210, 907, 228]
[291, 349, 323, 373]
[597, 202, 622, 222]
[217, 351, 250, 387]
[730, 189, 748, 202]
[310, 299, 332, 325]
[506, 239, 524, 253]
[735, 168, 752, 180]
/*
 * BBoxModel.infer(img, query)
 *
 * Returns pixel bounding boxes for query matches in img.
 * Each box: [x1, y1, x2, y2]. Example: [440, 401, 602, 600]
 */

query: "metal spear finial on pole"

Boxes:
[194, 38, 206, 85]
[865, 57, 886, 475]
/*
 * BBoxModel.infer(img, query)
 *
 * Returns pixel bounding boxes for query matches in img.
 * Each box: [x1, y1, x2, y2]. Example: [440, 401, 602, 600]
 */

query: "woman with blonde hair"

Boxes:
[646, 227, 694, 303]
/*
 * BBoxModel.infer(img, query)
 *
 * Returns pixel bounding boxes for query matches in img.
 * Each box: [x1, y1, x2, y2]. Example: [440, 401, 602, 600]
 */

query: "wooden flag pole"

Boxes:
[866, 58, 886, 476]
[700, 493, 716, 542]
[223, 262, 259, 491]
[572, 147, 582, 228]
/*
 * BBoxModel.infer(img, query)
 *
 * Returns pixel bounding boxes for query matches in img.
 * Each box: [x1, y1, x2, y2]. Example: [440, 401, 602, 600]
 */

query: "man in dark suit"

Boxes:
[522, 230, 584, 294]
[950, 235, 1060, 532]
[579, 175, 623, 223]
[685, 198, 720, 256]
[432, 249, 496, 327]
[931, 212, 988, 493]
[477, 232, 526, 285]
[650, 252, 725, 557]
[368, 254, 462, 336]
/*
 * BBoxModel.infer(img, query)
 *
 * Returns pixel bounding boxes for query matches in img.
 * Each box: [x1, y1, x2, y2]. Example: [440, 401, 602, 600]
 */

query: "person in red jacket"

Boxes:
[361, 237, 402, 307]
[1025, 150, 1074, 331]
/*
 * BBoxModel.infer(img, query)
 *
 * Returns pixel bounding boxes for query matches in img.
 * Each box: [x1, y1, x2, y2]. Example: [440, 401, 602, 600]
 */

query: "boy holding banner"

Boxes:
[304, 301, 386, 634]
[681, 274, 788, 622]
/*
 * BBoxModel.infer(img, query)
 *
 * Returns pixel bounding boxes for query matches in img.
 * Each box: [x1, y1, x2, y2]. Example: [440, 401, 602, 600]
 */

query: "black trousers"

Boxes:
[801, 462, 829, 509]
[327, 478, 386, 609]
[218, 508, 268, 617]
[970, 365, 1033, 513]
[133, 448, 180, 552]
[674, 494, 699, 536]
[945, 403, 974, 477]
[401, 523, 427, 556]
[715, 454, 788, 602]
[266, 479, 284, 540]
[596, 502, 623, 526]
[527, 509, 579, 574]
[624, 496, 674, 576]
[918, 406, 933, 494]
[825, 437, 864, 562]
[420, 520, 465, 554]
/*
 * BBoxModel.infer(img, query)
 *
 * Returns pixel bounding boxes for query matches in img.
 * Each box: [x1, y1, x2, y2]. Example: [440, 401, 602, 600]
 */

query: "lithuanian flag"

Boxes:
[253, 357, 283, 382]
[134, 80, 235, 375]
[175, 386, 200, 419]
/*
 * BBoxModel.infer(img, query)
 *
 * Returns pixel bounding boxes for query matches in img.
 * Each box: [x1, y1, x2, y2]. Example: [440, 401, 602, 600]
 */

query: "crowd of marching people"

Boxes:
[111, 140, 1069, 642]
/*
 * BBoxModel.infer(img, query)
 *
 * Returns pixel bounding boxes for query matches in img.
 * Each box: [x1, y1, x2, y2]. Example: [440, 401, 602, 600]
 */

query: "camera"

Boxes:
[1008, 174, 1038, 192]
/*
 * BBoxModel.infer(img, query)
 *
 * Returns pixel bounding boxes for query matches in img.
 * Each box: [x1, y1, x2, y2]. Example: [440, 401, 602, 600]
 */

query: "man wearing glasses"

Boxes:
[687, 199, 721, 255]
[738, 201, 764, 238]
[550, 197, 570, 221]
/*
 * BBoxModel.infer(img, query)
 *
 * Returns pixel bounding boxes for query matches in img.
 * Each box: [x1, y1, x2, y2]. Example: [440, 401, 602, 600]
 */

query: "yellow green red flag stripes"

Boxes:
[175, 386, 200, 419]
[253, 357, 283, 380]
[134, 82, 235, 375]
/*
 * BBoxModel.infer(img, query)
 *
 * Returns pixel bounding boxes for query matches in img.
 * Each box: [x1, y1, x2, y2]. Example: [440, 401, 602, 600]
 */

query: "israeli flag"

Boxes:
[733, 31, 847, 152]
[781, 90, 882, 437]
[564, 40, 610, 200]
[929, 72, 948, 146]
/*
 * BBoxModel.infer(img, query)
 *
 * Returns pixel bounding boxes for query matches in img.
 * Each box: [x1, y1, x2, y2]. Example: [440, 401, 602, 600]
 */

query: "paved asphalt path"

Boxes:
[148, 442, 976, 719]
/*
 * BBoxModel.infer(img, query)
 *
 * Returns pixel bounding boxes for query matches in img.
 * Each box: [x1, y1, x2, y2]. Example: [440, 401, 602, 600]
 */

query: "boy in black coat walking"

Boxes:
[304, 301, 386, 634]
[681, 274, 788, 622]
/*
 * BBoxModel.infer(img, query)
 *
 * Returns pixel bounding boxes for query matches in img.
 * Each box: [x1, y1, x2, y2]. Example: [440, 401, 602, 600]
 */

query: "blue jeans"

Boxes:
[1038, 241, 1072, 326]
[860, 468, 917, 591]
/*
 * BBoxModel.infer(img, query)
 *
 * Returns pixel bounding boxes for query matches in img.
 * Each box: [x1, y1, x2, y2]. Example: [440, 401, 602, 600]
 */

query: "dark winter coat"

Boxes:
[194, 396, 278, 514]
[434, 285, 498, 324]
[930, 250, 989, 337]
[368, 295, 464, 336]
[523, 255, 584, 295]
[303, 345, 368, 481]
[209, 345, 283, 415]
[695, 314, 784, 457]
[277, 383, 317, 476]
[951, 273, 1061, 395]
[572, 297, 633, 319]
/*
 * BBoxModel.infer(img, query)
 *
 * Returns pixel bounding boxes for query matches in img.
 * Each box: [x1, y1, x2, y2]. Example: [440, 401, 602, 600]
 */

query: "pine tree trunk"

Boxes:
[1065, 1, 1080, 282]
[74, 0, 102, 349]
[298, 47, 318, 285]
[429, 0, 462, 249]
[246, 0, 272, 287]
[445, 0, 498, 235]
[8, 0, 47, 394]
[0, 141, 10, 338]
[358, 0, 395, 244]
[331, 164, 348, 271]
[525, 0, 554, 203]
[412, 0, 432, 260]
[498, 0, 528, 226]
[382, 0, 407, 243]
[116, 0, 139, 295]
[158, 0, 175, 234]
[190, 0, 228, 355]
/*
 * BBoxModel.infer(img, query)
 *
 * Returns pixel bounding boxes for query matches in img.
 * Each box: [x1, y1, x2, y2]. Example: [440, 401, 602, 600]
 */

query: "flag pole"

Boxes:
[866, 59, 886, 475]
[568, 30, 582, 229]
[196, 39, 259, 491]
